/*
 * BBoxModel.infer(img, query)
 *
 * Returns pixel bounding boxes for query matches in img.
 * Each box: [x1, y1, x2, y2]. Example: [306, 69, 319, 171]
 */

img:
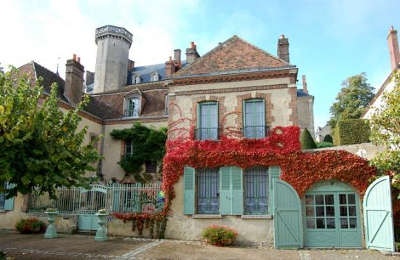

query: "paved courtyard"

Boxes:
[0, 231, 398, 260]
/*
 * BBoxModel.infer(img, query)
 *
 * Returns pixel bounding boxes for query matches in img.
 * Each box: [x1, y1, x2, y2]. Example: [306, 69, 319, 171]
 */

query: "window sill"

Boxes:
[192, 214, 222, 219]
[241, 215, 272, 219]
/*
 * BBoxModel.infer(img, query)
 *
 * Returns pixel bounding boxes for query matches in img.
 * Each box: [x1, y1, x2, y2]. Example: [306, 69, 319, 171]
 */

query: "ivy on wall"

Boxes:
[110, 123, 167, 182]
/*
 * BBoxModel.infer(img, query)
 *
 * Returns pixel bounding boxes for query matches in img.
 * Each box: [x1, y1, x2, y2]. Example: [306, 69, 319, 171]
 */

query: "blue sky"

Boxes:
[1, 0, 399, 129]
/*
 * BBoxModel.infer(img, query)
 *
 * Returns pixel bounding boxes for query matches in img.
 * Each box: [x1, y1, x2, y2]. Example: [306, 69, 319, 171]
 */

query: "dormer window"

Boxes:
[124, 96, 140, 118]
[151, 72, 159, 82]
[135, 76, 141, 84]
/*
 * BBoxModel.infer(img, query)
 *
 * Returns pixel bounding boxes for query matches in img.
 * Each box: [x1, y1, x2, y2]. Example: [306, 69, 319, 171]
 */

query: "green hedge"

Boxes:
[333, 119, 370, 145]
[301, 128, 317, 149]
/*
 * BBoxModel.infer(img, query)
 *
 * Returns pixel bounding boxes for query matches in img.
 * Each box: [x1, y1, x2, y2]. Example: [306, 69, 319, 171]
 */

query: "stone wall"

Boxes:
[310, 142, 383, 160]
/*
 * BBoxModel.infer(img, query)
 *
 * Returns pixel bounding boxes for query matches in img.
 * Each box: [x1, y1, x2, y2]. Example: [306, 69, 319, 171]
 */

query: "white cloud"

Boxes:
[0, 0, 199, 78]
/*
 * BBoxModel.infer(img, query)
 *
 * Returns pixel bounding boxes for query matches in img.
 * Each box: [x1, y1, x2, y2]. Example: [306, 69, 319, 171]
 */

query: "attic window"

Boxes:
[151, 72, 159, 82]
[124, 96, 140, 118]
[135, 76, 141, 84]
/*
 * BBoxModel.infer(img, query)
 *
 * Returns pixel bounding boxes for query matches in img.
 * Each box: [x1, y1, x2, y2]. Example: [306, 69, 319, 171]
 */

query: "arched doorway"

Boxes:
[303, 181, 362, 248]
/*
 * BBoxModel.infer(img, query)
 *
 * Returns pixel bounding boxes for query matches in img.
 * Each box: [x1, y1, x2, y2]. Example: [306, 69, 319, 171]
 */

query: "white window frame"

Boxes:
[124, 95, 140, 118]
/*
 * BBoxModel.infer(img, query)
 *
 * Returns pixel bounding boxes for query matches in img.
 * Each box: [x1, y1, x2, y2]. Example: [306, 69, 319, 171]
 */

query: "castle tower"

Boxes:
[93, 25, 132, 93]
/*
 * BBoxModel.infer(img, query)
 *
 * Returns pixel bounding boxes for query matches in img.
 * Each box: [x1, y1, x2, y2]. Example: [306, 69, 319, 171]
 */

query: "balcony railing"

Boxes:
[242, 125, 269, 139]
[124, 110, 138, 118]
[195, 128, 219, 140]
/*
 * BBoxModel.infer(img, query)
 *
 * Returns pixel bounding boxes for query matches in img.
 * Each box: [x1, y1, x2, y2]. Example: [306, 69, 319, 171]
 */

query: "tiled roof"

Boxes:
[128, 63, 165, 84]
[174, 35, 291, 77]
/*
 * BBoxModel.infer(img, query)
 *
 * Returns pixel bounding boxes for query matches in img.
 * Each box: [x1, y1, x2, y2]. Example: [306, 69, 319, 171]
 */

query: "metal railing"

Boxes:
[28, 183, 162, 215]
[123, 109, 138, 118]
[195, 128, 219, 140]
[242, 125, 269, 139]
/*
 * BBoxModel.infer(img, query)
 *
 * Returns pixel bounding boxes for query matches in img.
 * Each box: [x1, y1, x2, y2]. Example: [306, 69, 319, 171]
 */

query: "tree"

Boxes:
[328, 73, 375, 128]
[300, 128, 317, 149]
[370, 71, 400, 190]
[0, 68, 101, 198]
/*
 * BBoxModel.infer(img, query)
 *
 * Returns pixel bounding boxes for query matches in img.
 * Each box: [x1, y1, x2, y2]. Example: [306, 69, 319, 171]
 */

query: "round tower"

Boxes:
[93, 25, 132, 93]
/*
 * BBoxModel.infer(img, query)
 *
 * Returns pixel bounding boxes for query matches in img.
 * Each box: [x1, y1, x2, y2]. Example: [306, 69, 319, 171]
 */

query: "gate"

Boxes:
[78, 185, 109, 231]
[274, 179, 303, 249]
[363, 176, 395, 252]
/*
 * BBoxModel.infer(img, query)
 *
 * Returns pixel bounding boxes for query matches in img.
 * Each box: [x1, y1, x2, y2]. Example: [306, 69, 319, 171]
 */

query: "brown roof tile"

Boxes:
[175, 35, 290, 77]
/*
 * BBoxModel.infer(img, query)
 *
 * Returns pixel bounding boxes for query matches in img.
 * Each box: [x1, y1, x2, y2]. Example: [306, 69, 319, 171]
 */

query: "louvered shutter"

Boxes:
[219, 167, 231, 214]
[183, 166, 195, 215]
[231, 166, 243, 215]
[268, 166, 281, 214]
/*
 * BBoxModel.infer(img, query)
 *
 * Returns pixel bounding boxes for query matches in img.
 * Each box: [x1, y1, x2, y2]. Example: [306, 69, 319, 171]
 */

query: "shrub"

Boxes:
[300, 128, 317, 149]
[333, 119, 370, 145]
[15, 218, 46, 234]
[316, 141, 333, 148]
[202, 225, 238, 246]
[323, 135, 333, 143]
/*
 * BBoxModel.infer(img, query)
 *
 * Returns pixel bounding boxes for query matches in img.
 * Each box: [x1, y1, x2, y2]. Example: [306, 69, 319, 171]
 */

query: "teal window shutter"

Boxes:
[231, 166, 243, 215]
[219, 167, 232, 215]
[269, 166, 281, 214]
[183, 166, 195, 215]
[244, 99, 266, 138]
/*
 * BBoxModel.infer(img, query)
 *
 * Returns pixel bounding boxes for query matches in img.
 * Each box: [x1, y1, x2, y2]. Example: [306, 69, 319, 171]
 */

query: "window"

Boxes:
[243, 99, 266, 138]
[339, 193, 357, 229]
[305, 194, 336, 229]
[125, 96, 140, 118]
[244, 167, 268, 215]
[125, 140, 134, 156]
[151, 73, 159, 81]
[197, 102, 218, 140]
[196, 168, 219, 214]
[145, 161, 157, 173]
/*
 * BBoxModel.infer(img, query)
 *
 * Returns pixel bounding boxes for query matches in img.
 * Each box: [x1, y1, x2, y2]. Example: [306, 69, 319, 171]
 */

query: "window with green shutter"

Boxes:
[244, 167, 269, 215]
[196, 168, 219, 214]
[243, 99, 266, 138]
[183, 166, 195, 215]
[197, 102, 218, 140]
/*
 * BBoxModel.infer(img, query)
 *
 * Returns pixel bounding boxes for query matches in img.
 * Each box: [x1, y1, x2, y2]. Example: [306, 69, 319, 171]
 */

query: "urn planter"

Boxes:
[44, 209, 58, 239]
[95, 210, 109, 241]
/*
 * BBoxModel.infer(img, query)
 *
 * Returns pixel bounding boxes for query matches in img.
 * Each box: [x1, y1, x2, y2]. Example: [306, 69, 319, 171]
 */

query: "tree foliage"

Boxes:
[370, 71, 400, 190]
[300, 128, 317, 149]
[110, 123, 167, 183]
[329, 73, 375, 128]
[0, 68, 101, 198]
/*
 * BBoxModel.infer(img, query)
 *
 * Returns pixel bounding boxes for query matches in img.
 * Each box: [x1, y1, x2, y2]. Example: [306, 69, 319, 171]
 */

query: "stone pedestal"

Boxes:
[95, 212, 108, 241]
[44, 211, 58, 239]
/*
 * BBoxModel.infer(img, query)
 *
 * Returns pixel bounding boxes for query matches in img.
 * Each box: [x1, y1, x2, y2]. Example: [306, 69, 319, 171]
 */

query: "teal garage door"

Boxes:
[303, 181, 362, 248]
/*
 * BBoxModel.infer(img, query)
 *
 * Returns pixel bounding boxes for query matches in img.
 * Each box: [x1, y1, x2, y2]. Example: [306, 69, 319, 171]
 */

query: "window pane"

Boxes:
[316, 206, 325, 217]
[339, 194, 347, 204]
[326, 218, 335, 229]
[348, 206, 356, 216]
[349, 218, 357, 228]
[316, 218, 325, 229]
[305, 195, 314, 205]
[315, 195, 324, 205]
[341, 218, 348, 228]
[340, 206, 348, 216]
[306, 218, 315, 229]
[306, 206, 315, 217]
[326, 206, 335, 217]
[348, 194, 356, 204]
[325, 195, 334, 205]
[244, 167, 268, 215]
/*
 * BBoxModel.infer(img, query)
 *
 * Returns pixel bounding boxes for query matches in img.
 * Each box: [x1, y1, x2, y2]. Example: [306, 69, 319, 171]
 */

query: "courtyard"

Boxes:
[0, 231, 398, 260]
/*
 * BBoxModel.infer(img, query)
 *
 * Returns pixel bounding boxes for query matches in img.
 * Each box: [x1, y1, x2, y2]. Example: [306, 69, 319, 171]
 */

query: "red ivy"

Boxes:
[115, 126, 379, 223]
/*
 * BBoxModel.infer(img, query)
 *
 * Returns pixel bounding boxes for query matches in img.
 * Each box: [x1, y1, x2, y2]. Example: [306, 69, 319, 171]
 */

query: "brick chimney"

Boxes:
[64, 54, 84, 106]
[388, 26, 400, 71]
[174, 49, 181, 67]
[302, 75, 308, 94]
[277, 34, 289, 63]
[186, 42, 200, 64]
[165, 56, 176, 78]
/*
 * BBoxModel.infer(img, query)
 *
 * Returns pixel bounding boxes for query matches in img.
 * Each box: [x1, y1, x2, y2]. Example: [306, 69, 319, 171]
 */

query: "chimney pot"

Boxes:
[277, 35, 290, 63]
[73, 53, 77, 61]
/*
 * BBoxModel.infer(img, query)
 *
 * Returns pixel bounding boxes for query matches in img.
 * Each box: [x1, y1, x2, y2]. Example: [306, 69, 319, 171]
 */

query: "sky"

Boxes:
[1, 0, 399, 129]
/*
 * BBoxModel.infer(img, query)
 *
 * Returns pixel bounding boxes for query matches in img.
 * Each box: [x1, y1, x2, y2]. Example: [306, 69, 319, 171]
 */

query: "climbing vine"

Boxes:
[110, 123, 167, 182]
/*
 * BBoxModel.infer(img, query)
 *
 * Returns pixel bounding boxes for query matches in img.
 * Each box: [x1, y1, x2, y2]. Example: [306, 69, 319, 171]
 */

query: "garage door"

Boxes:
[303, 181, 362, 248]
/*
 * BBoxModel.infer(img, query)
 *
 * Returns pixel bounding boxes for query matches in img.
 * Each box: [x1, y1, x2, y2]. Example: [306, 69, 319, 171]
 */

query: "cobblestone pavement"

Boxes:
[0, 231, 399, 260]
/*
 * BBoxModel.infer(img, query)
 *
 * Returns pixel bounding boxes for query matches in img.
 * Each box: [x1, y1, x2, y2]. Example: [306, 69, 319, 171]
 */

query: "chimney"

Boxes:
[174, 49, 181, 67]
[186, 42, 200, 64]
[277, 34, 289, 63]
[302, 75, 308, 94]
[65, 54, 84, 106]
[388, 26, 400, 71]
[165, 56, 176, 78]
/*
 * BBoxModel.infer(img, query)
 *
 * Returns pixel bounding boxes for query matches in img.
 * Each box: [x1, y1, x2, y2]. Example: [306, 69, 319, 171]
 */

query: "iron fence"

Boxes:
[28, 183, 162, 215]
